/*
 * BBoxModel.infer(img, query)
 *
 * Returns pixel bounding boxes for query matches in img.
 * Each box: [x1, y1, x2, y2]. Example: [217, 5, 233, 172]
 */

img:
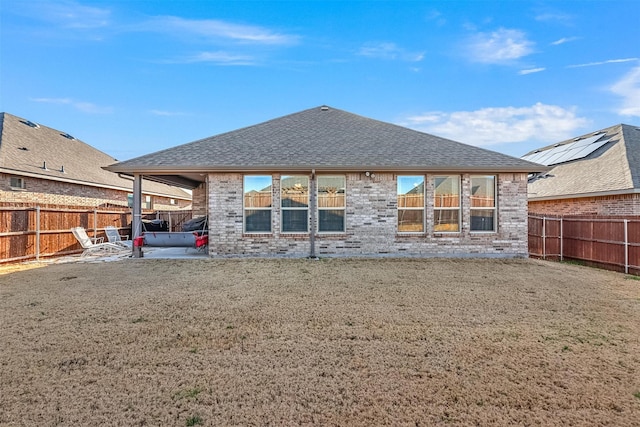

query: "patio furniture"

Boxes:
[71, 227, 128, 257]
[105, 225, 132, 248]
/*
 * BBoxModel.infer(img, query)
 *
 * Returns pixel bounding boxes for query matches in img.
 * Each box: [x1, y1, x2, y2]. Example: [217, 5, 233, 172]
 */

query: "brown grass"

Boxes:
[1, 258, 639, 426]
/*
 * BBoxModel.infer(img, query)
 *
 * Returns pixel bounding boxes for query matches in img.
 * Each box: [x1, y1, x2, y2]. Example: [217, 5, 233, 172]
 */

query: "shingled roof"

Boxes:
[525, 124, 640, 200]
[0, 112, 190, 199]
[106, 106, 545, 187]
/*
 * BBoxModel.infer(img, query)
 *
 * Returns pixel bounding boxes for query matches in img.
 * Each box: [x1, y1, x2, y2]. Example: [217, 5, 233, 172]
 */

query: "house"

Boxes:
[0, 112, 191, 209]
[523, 124, 640, 215]
[106, 106, 545, 258]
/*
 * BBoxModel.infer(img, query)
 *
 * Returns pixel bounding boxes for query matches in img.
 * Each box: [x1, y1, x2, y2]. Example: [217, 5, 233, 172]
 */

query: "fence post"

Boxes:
[543, 217, 547, 259]
[93, 209, 98, 240]
[560, 217, 563, 261]
[624, 219, 629, 274]
[35, 205, 41, 261]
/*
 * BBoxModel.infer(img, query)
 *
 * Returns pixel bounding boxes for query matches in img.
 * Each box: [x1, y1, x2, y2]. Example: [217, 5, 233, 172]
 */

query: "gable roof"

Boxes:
[524, 124, 640, 200]
[0, 113, 191, 199]
[106, 106, 546, 188]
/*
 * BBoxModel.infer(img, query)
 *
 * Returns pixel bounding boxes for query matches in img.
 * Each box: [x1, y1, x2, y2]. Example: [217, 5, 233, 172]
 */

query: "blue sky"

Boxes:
[1, 0, 639, 161]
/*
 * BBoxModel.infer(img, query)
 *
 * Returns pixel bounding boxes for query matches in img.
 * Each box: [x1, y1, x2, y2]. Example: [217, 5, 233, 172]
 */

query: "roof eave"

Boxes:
[106, 164, 548, 174]
[528, 188, 640, 201]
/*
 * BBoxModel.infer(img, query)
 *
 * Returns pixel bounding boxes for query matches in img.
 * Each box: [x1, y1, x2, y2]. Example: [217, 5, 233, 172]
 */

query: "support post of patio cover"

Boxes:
[132, 174, 143, 258]
[309, 169, 317, 259]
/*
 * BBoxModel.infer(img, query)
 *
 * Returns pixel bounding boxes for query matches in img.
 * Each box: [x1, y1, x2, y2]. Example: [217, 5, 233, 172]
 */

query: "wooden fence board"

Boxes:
[529, 215, 639, 275]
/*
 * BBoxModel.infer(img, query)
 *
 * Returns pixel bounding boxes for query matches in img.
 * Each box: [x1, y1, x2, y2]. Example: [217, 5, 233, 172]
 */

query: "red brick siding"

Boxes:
[529, 193, 640, 216]
[1, 173, 189, 210]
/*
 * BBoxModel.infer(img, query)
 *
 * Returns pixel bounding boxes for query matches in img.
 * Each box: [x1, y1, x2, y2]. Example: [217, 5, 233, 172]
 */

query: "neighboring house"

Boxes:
[107, 105, 544, 258]
[524, 124, 640, 216]
[0, 112, 191, 209]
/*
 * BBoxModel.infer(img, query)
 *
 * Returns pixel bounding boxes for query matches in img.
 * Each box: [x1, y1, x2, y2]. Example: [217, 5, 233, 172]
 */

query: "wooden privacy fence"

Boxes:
[528, 215, 640, 275]
[0, 206, 193, 264]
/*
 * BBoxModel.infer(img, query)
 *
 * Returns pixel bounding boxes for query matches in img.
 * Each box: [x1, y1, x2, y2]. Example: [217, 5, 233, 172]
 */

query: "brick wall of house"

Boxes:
[207, 172, 529, 258]
[529, 193, 640, 216]
[1, 173, 190, 210]
[191, 183, 208, 217]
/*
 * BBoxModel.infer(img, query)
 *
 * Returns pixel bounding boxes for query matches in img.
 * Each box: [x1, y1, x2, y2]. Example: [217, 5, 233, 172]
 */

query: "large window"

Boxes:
[317, 176, 345, 232]
[471, 175, 496, 232]
[434, 176, 460, 232]
[281, 175, 309, 233]
[244, 175, 272, 233]
[397, 176, 424, 232]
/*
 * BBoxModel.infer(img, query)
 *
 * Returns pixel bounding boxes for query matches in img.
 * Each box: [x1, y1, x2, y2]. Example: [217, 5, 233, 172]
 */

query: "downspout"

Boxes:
[309, 169, 317, 259]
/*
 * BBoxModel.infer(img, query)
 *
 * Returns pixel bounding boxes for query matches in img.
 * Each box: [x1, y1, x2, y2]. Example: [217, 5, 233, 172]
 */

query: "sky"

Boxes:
[1, 0, 639, 162]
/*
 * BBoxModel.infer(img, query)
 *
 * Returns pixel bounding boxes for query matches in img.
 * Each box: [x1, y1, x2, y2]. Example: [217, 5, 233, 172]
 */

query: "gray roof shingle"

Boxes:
[107, 106, 545, 174]
[0, 112, 191, 199]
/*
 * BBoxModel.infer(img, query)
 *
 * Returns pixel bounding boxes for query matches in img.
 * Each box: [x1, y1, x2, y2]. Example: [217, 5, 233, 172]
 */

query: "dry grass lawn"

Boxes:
[1, 258, 639, 426]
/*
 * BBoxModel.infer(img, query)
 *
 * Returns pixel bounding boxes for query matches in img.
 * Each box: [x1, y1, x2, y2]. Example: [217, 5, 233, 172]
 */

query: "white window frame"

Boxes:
[243, 175, 273, 234]
[470, 175, 497, 233]
[9, 176, 26, 190]
[317, 175, 346, 233]
[433, 175, 461, 233]
[397, 175, 425, 233]
[281, 175, 309, 233]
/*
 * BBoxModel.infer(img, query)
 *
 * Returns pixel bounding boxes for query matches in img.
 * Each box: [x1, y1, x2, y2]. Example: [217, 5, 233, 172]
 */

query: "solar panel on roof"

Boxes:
[570, 135, 602, 149]
[521, 135, 612, 166]
[559, 138, 610, 163]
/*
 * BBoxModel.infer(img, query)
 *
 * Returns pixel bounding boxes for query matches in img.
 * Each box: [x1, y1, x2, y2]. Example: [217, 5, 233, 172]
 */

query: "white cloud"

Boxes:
[534, 11, 574, 24]
[16, 0, 111, 29]
[150, 110, 187, 117]
[141, 16, 299, 45]
[465, 28, 534, 64]
[519, 67, 546, 75]
[567, 58, 639, 68]
[31, 97, 112, 114]
[401, 103, 588, 146]
[358, 42, 424, 62]
[181, 51, 257, 65]
[611, 66, 640, 117]
[551, 37, 579, 46]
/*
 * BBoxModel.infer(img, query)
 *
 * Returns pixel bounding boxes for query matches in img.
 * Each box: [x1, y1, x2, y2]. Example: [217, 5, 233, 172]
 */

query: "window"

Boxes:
[317, 176, 345, 232]
[434, 176, 460, 232]
[471, 175, 496, 232]
[170, 199, 176, 205]
[244, 175, 272, 233]
[9, 176, 26, 190]
[127, 194, 133, 208]
[144, 195, 152, 210]
[397, 176, 424, 232]
[281, 175, 309, 233]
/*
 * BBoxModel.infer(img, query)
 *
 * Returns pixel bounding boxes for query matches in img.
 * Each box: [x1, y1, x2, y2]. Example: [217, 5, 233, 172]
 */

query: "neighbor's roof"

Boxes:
[0, 113, 191, 199]
[106, 106, 546, 182]
[525, 124, 640, 200]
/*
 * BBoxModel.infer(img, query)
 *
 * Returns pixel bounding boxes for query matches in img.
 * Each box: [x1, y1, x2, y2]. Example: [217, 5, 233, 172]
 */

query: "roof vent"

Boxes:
[42, 161, 48, 171]
[18, 147, 29, 151]
[20, 120, 40, 129]
[60, 133, 76, 140]
[320, 106, 329, 111]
